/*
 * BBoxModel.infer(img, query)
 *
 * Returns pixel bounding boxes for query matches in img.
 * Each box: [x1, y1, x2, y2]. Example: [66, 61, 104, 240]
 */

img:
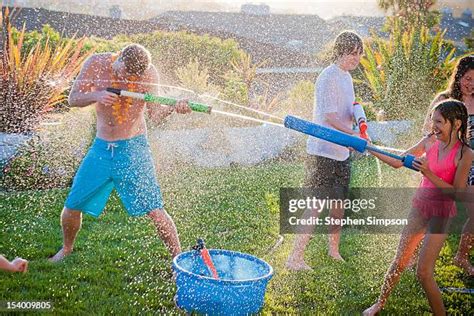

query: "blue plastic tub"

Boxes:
[172, 249, 273, 315]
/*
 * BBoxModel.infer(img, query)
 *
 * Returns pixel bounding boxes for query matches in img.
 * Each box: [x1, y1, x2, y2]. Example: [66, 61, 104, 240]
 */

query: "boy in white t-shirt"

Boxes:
[286, 31, 364, 270]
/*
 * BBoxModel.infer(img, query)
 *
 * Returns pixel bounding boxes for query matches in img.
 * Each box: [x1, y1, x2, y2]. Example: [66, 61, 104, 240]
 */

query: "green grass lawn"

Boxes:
[0, 157, 472, 314]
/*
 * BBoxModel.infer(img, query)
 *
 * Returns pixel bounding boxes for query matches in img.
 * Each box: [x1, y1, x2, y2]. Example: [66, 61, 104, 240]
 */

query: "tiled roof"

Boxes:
[152, 11, 335, 54]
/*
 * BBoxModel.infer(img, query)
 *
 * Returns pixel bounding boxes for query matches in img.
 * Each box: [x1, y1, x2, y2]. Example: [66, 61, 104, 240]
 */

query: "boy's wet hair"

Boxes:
[332, 31, 363, 62]
[120, 44, 151, 76]
[433, 99, 470, 157]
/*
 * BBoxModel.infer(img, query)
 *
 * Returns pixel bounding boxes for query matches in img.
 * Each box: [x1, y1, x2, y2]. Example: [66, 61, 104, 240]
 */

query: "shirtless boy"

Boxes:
[49, 44, 191, 262]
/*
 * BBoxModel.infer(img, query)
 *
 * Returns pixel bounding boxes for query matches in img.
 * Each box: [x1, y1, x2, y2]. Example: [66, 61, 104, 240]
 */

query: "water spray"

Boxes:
[106, 88, 411, 169]
[107, 87, 284, 126]
[106, 88, 212, 114]
[440, 287, 474, 294]
[284, 115, 418, 171]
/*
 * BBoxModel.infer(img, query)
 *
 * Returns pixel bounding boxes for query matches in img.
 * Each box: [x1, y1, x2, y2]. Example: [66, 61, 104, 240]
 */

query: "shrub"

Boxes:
[0, 8, 94, 133]
[123, 31, 243, 85]
[277, 80, 314, 120]
[175, 59, 219, 95]
[359, 19, 457, 120]
[1, 108, 96, 191]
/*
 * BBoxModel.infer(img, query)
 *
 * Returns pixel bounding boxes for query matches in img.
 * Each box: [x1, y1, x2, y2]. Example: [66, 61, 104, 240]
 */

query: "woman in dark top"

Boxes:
[423, 55, 474, 276]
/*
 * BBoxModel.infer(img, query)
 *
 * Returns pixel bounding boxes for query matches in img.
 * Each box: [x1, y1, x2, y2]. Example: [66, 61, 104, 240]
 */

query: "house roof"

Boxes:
[326, 15, 387, 37]
[152, 11, 335, 55]
[440, 15, 473, 43]
[4, 6, 164, 39]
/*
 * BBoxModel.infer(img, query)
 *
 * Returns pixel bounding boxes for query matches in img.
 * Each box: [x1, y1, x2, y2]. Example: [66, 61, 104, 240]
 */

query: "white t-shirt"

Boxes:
[306, 63, 355, 161]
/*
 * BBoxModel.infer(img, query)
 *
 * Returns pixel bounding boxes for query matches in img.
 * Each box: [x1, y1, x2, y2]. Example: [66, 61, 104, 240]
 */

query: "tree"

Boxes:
[359, 20, 457, 120]
[377, 0, 440, 29]
[465, 30, 474, 50]
[0, 8, 93, 133]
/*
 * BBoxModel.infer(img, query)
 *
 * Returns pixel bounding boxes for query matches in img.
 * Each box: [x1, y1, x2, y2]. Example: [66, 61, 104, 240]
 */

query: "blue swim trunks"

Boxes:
[65, 134, 164, 217]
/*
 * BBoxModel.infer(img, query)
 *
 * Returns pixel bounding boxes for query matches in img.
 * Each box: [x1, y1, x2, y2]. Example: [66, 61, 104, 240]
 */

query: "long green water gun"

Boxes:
[106, 88, 212, 114]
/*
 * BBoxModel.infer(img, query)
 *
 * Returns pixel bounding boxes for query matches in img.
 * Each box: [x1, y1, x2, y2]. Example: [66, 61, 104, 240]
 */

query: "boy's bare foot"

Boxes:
[48, 248, 72, 263]
[285, 259, 313, 271]
[453, 256, 474, 276]
[328, 251, 345, 261]
[363, 302, 383, 316]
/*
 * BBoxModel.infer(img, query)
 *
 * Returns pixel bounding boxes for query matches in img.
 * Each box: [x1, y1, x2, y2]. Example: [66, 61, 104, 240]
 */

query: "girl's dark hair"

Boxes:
[331, 31, 363, 62]
[432, 99, 470, 159]
[443, 55, 474, 101]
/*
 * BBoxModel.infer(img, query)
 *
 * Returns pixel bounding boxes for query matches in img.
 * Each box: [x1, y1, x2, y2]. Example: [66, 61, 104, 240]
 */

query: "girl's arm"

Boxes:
[368, 136, 432, 168]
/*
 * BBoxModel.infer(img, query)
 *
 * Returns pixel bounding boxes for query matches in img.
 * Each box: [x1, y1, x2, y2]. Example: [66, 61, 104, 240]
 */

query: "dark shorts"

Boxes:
[304, 154, 351, 199]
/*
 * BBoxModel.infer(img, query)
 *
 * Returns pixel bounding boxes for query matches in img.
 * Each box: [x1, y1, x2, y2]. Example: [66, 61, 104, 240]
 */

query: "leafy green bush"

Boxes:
[221, 70, 249, 105]
[10, 24, 122, 55]
[278, 80, 314, 120]
[1, 109, 95, 191]
[175, 59, 219, 95]
[0, 9, 93, 133]
[83, 36, 124, 53]
[122, 31, 243, 85]
[359, 20, 457, 120]
[10, 24, 62, 54]
[465, 30, 474, 51]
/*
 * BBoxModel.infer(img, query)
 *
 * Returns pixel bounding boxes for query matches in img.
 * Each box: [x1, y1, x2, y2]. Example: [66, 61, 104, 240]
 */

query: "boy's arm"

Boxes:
[146, 65, 191, 123]
[68, 55, 118, 108]
[325, 112, 358, 135]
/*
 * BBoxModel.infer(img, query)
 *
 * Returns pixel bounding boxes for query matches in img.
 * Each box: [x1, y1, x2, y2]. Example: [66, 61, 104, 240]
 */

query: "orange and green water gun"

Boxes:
[106, 88, 212, 114]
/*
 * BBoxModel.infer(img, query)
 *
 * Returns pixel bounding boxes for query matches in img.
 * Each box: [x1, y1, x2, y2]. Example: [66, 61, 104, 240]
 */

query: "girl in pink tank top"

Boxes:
[364, 100, 473, 316]
[412, 140, 461, 218]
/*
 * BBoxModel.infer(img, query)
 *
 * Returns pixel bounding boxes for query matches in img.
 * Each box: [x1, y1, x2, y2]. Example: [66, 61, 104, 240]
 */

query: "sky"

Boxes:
[16, 0, 472, 20]
[219, 0, 386, 18]
[218, 0, 473, 18]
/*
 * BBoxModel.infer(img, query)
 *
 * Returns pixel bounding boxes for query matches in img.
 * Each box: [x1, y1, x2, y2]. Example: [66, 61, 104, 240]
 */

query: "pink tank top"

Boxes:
[413, 140, 461, 218]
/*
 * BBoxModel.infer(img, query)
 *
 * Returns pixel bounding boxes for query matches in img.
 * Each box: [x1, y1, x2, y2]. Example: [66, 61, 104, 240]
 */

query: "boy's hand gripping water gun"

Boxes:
[192, 239, 219, 279]
[106, 88, 212, 114]
[353, 102, 369, 139]
[284, 115, 418, 171]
